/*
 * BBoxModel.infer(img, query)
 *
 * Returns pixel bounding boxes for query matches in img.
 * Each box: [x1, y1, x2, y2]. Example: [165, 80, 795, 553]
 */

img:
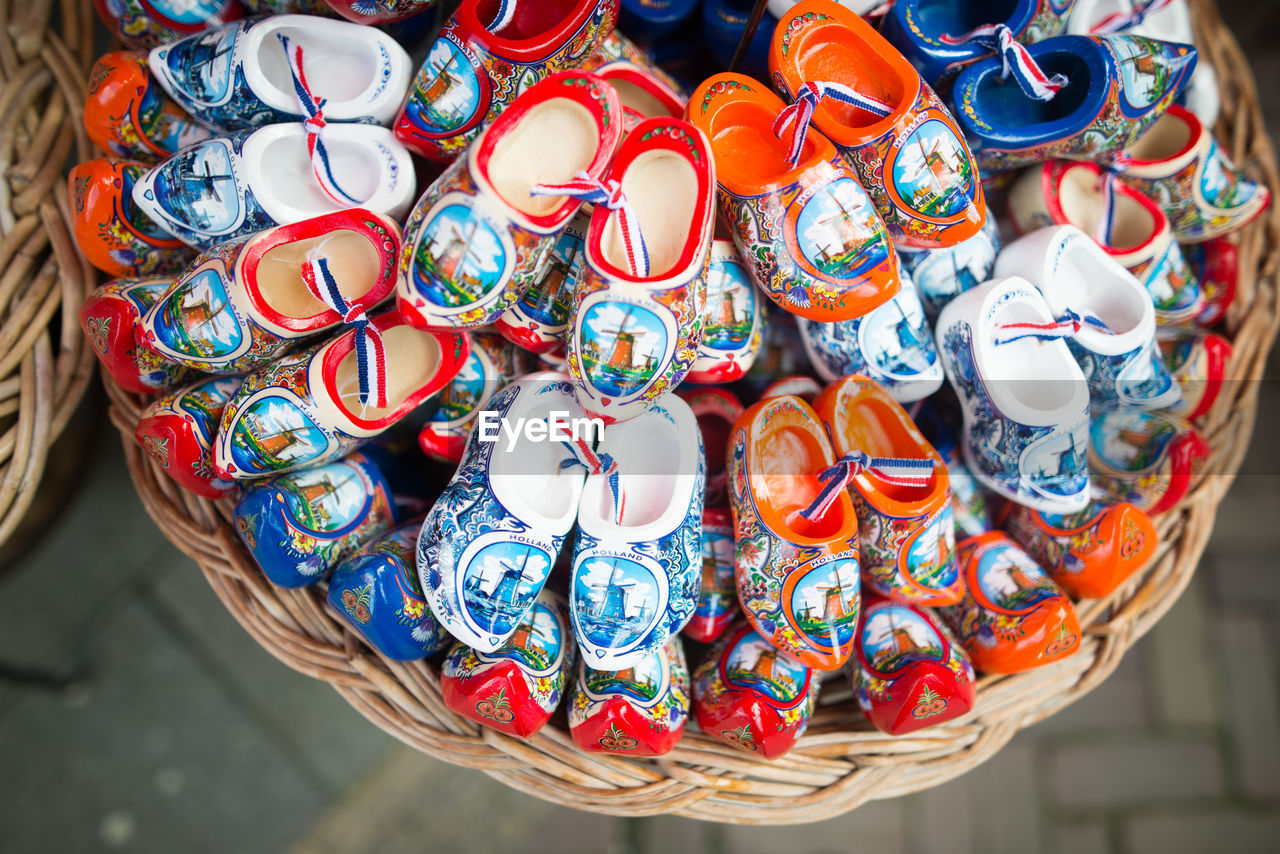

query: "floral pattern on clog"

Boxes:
[569, 636, 690, 756]
[136, 376, 244, 498]
[80, 277, 192, 394]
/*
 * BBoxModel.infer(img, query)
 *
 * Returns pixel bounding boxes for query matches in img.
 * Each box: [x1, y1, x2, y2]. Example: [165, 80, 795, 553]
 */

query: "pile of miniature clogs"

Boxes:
[73, 0, 1265, 760]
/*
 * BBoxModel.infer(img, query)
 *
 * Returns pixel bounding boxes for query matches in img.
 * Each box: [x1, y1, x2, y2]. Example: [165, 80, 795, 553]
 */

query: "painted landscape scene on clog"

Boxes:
[1131, 241, 1202, 324]
[685, 513, 738, 642]
[785, 177, 891, 289]
[569, 638, 690, 754]
[139, 135, 272, 247]
[737, 545, 862, 662]
[857, 498, 960, 603]
[402, 34, 488, 141]
[222, 374, 340, 477]
[498, 214, 587, 351]
[576, 298, 676, 402]
[900, 218, 999, 316]
[886, 117, 978, 221]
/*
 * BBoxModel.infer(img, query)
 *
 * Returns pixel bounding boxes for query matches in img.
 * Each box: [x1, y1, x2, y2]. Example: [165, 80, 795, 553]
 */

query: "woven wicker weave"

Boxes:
[99, 0, 1280, 823]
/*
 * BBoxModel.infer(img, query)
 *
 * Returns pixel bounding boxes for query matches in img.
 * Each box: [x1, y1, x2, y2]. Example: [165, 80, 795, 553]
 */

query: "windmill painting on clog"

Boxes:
[727, 394, 862, 671]
[796, 267, 945, 403]
[80, 278, 192, 395]
[683, 507, 739, 643]
[494, 210, 589, 354]
[853, 595, 976, 736]
[1159, 330, 1232, 421]
[569, 394, 704, 669]
[394, 0, 619, 163]
[1088, 408, 1209, 514]
[686, 240, 764, 384]
[770, 1, 988, 249]
[85, 51, 212, 162]
[692, 622, 819, 757]
[135, 376, 244, 499]
[215, 313, 468, 478]
[686, 73, 900, 323]
[935, 276, 1092, 514]
[93, 0, 244, 52]
[148, 16, 411, 132]
[69, 158, 191, 278]
[568, 636, 690, 756]
[234, 451, 397, 588]
[815, 376, 963, 607]
[327, 519, 450, 661]
[441, 592, 575, 738]
[416, 373, 588, 651]
[899, 216, 1000, 317]
[940, 531, 1081, 673]
[398, 73, 622, 331]
[143, 209, 401, 375]
[419, 332, 531, 464]
[566, 118, 714, 424]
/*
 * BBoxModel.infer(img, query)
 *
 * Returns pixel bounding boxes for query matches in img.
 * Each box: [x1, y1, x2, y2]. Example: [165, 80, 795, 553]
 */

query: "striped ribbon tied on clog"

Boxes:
[1089, 0, 1176, 34]
[559, 436, 624, 524]
[940, 24, 1068, 101]
[993, 307, 1115, 345]
[1094, 171, 1119, 246]
[799, 451, 936, 521]
[531, 171, 650, 276]
[774, 81, 894, 166]
[302, 257, 388, 408]
[278, 34, 361, 207]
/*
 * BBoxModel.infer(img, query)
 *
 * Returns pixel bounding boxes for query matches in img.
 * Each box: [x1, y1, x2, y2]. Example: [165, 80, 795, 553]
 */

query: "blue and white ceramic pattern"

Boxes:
[899, 217, 1000, 317]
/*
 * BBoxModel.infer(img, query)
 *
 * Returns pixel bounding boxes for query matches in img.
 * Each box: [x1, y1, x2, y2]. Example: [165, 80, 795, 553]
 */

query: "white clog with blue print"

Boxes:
[899, 217, 1000, 318]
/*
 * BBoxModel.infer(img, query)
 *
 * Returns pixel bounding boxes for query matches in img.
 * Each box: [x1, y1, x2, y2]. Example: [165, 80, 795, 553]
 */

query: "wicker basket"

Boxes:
[100, 0, 1280, 824]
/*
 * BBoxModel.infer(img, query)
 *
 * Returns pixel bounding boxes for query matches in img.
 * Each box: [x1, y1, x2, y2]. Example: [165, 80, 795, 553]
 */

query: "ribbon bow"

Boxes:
[799, 451, 936, 521]
[278, 34, 361, 207]
[531, 171, 650, 277]
[559, 436, 624, 524]
[1090, 0, 1176, 34]
[940, 24, 1068, 101]
[994, 307, 1115, 345]
[773, 81, 894, 166]
[302, 257, 388, 408]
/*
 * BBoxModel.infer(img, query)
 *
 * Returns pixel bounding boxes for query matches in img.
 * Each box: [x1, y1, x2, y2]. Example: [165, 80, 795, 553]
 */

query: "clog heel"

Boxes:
[135, 376, 245, 498]
[69, 158, 191, 277]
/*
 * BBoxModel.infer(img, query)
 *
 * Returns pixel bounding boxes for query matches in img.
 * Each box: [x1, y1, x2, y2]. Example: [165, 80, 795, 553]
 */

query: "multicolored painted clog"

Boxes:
[686, 240, 765, 384]
[441, 591, 575, 738]
[683, 507, 739, 643]
[394, 0, 618, 162]
[940, 530, 1081, 673]
[1088, 408, 1209, 514]
[398, 72, 622, 331]
[758, 374, 821, 402]
[322, 0, 437, 23]
[579, 31, 687, 132]
[328, 518, 449, 660]
[93, 0, 243, 52]
[69, 158, 191, 278]
[1159, 330, 1232, 421]
[686, 73, 901, 322]
[815, 376, 962, 606]
[135, 376, 244, 498]
[727, 394, 861, 670]
[80, 278, 192, 395]
[493, 209, 589, 355]
[85, 51, 212, 161]
[569, 635, 690, 756]
[234, 451, 397, 587]
[771, 0, 988, 248]
[853, 595, 976, 735]
[679, 385, 744, 508]
[418, 332, 532, 464]
[899, 216, 1000, 317]
[1185, 236, 1238, 327]
[692, 622, 819, 757]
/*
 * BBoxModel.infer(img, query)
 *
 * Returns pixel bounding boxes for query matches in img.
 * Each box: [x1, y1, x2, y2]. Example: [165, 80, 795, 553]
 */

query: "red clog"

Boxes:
[80, 278, 192, 395]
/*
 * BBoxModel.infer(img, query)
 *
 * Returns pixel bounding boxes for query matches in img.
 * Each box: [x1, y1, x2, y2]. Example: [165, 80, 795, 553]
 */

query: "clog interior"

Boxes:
[837, 397, 934, 503]
[257, 24, 380, 105]
[710, 100, 826, 187]
[597, 414, 680, 528]
[256, 230, 380, 319]
[696, 411, 731, 481]
[984, 301, 1081, 412]
[1058, 168, 1156, 250]
[1054, 250, 1145, 334]
[484, 0, 580, 40]
[489, 98, 600, 216]
[607, 76, 676, 120]
[975, 52, 1089, 132]
[1126, 110, 1194, 161]
[757, 424, 847, 539]
[258, 132, 381, 210]
[604, 149, 697, 277]
[335, 324, 439, 419]
[488, 397, 583, 528]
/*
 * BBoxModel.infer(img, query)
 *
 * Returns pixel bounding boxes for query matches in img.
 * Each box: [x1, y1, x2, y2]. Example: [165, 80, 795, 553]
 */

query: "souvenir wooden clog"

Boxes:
[853, 595, 976, 735]
[1159, 330, 1232, 421]
[80, 278, 192, 395]
[940, 530, 1081, 674]
[899, 216, 1000, 317]
[135, 376, 244, 499]
[686, 240, 765, 384]
[327, 519, 449, 660]
[85, 51, 212, 162]
[569, 636, 690, 756]
[418, 332, 532, 464]
[702, 0, 777, 79]
[234, 451, 397, 587]
[441, 592, 575, 738]
[679, 385, 744, 508]
[93, 0, 243, 52]
[579, 32, 687, 133]
[683, 507, 739, 643]
[759, 374, 822, 402]
[1088, 409, 1209, 514]
[1185, 236, 1238, 327]
[692, 622, 819, 757]
[493, 210, 589, 355]
[322, 0, 437, 24]
[69, 158, 191, 278]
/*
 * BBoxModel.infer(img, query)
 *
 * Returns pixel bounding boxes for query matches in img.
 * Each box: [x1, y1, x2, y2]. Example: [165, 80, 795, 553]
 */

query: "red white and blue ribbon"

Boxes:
[994, 307, 1115, 345]
[302, 257, 388, 408]
[1089, 0, 1176, 34]
[774, 81, 894, 166]
[278, 34, 361, 207]
[559, 436, 623, 524]
[531, 171, 650, 277]
[1094, 171, 1118, 246]
[799, 451, 935, 522]
[488, 0, 516, 31]
[940, 24, 1068, 101]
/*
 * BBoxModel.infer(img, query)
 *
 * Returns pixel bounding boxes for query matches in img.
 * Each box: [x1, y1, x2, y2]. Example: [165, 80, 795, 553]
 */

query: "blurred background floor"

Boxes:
[3, 2, 1280, 852]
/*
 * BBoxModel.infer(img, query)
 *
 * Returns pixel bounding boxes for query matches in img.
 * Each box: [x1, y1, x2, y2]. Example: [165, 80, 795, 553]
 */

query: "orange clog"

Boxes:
[85, 51, 211, 162]
[69, 158, 190, 278]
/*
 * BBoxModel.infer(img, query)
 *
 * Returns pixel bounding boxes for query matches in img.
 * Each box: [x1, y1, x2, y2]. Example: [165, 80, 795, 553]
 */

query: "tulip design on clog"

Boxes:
[1159, 330, 1232, 421]
[398, 73, 623, 331]
[693, 622, 819, 757]
[940, 531, 1081, 673]
[323, 0, 437, 24]
[686, 73, 900, 322]
[853, 595, 976, 735]
[395, 0, 619, 162]
[1185, 236, 1238, 327]
[418, 332, 532, 464]
[727, 394, 861, 670]
[797, 267, 944, 402]
[771, 1, 988, 248]
[80, 278, 192, 394]
[93, 0, 244, 52]
[215, 312, 468, 478]
[566, 118, 715, 424]
[1088, 409, 1209, 514]
[143, 209, 401, 375]
[493, 210, 590, 355]
[570, 394, 704, 669]
[815, 376, 963, 606]
[441, 591, 575, 738]
[85, 51, 212, 161]
[69, 158, 191, 278]
[899, 216, 1000, 317]
[995, 224, 1180, 411]
[683, 507, 740, 643]
[680, 385, 744, 508]
[935, 276, 1092, 513]
[136, 376, 244, 499]
[417, 373, 589, 651]
[687, 240, 765, 384]
[569, 636, 690, 756]
[149, 16, 411, 131]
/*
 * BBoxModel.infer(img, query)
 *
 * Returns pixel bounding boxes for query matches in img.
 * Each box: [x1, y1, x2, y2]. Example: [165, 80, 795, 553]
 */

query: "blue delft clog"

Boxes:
[899, 216, 1000, 317]
[935, 275, 1092, 513]
[234, 450, 398, 587]
[570, 393, 704, 669]
[93, 0, 243, 52]
[569, 636, 690, 755]
[493, 209, 590, 355]
[796, 266, 945, 403]
[328, 518, 449, 660]
[397, 72, 622, 331]
[686, 240, 765, 385]
[80, 278, 192, 395]
[417, 373, 589, 651]
[148, 16, 411, 132]
[135, 376, 244, 499]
